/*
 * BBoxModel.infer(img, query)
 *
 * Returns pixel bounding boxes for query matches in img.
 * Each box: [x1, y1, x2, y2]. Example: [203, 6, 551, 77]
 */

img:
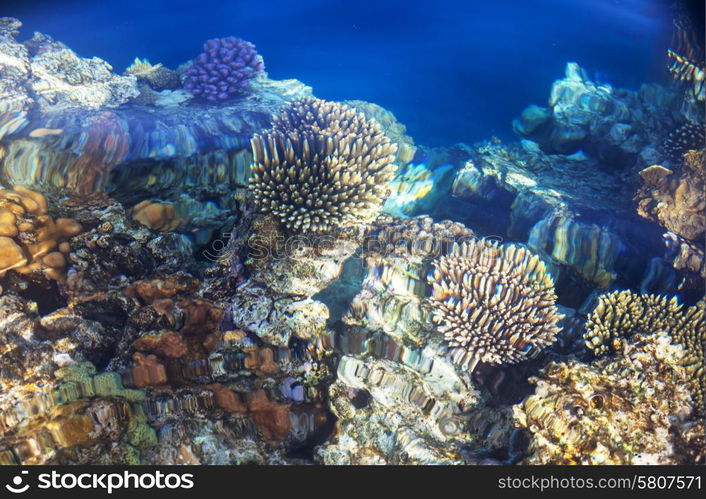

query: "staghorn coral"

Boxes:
[584, 290, 705, 413]
[0, 186, 81, 283]
[514, 332, 696, 464]
[184, 37, 264, 102]
[427, 240, 561, 370]
[250, 98, 398, 234]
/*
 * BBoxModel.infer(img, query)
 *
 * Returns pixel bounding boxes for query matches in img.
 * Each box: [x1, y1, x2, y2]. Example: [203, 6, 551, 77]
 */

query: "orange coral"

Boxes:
[246, 389, 291, 441]
[130, 200, 183, 232]
[130, 353, 168, 388]
[132, 330, 189, 359]
[0, 186, 81, 281]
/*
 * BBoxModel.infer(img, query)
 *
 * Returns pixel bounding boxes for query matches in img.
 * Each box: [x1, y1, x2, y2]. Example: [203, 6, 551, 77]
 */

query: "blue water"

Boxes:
[5, 0, 673, 146]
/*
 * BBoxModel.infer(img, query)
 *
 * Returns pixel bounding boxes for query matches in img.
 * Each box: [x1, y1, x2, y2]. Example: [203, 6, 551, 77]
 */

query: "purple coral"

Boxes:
[184, 37, 264, 102]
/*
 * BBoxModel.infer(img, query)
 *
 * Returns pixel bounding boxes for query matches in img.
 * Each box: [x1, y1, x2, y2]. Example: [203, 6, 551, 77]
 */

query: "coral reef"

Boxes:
[250, 98, 398, 234]
[515, 332, 696, 464]
[0, 12, 703, 467]
[584, 289, 705, 413]
[184, 37, 264, 102]
[428, 240, 561, 370]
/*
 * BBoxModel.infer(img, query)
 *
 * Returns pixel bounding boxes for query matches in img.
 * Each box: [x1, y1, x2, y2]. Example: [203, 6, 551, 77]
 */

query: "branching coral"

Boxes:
[427, 240, 561, 370]
[184, 37, 264, 102]
[250, 98, 398, 234]
[584, 290, 705, 413]
[514, 332, 696, 464]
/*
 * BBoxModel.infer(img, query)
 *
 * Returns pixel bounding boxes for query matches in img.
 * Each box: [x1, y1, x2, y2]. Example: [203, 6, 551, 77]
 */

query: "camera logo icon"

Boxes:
[5, 470, 30, 494]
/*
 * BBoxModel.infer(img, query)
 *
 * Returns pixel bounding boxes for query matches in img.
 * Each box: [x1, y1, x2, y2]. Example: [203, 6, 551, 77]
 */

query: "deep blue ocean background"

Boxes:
[4, 0, 673, 146]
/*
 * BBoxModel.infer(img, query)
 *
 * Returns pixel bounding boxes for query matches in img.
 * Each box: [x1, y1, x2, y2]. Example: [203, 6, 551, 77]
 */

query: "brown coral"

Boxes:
[129, 200, 183, 232]
[427, 240, 561, 370]
[584, 290, 705, 413]
[0, 186, 81, 281]
[636, 149, 705, 241]
[249, 98, 398, 234]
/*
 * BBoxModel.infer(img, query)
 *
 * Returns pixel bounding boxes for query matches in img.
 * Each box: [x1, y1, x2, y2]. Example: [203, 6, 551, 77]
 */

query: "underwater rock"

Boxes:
[129, 200, 184, 232]
[227, 282, 329, 346]
[527, 213, 629, 289]
[514, 332, 697, 464]
[428, 239, 562, 371]
[447, 141, 655, 297]
[384, 162, 455, 217]
[22, 31, 139, 112]
[246, 214, 365, 297]
[513, 63, 678, 169]
[317, 346, 484, 465]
